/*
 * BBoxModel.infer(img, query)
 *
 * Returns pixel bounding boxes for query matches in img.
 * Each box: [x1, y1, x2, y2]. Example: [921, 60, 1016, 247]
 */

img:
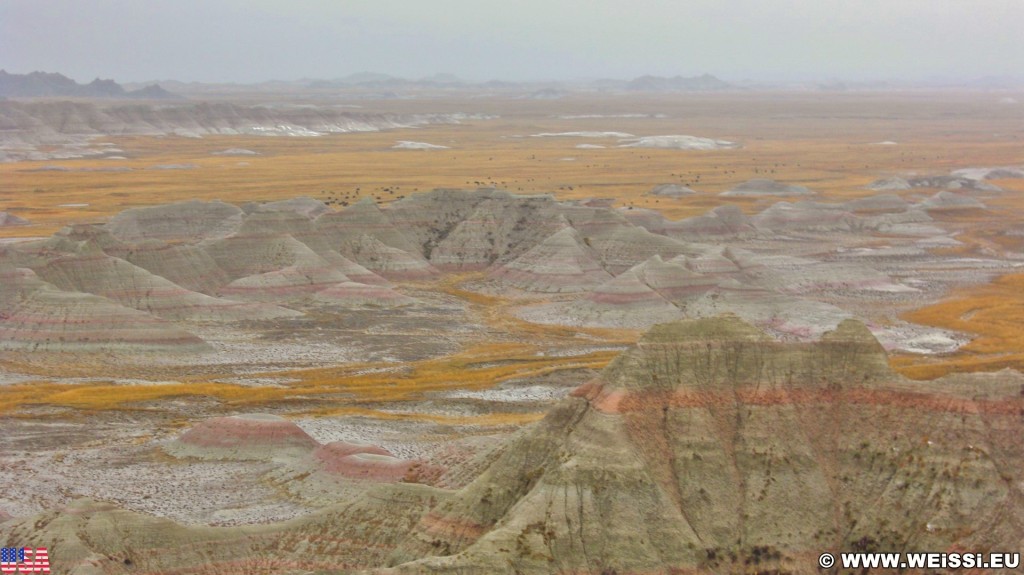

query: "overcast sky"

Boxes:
[2, 0, 1022, 84]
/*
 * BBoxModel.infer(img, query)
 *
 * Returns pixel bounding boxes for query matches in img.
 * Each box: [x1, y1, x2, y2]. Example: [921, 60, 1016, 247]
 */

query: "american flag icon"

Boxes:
[0, 548, 49, 574]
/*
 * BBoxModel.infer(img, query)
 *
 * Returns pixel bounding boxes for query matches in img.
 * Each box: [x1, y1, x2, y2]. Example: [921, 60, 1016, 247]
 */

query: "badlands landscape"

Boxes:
[1, 82, 1024, 574]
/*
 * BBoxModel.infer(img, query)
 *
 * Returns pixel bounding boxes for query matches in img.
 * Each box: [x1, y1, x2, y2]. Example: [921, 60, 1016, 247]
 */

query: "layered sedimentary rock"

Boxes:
[0, 265, 208, 352]
[384, 318, 1022, 574]
[489, 227, 611, 292]
[339, 235, 439, 281]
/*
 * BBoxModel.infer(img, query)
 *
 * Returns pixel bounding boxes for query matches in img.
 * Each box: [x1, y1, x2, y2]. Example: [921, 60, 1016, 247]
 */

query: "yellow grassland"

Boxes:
[0, 344, 616, 416]
[893, 272, 1024, 379]
[3, 94, 1022, 239]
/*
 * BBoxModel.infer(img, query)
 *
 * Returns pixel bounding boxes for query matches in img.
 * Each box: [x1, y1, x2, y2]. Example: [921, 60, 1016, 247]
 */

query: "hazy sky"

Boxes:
[2, 0, 1022, 83]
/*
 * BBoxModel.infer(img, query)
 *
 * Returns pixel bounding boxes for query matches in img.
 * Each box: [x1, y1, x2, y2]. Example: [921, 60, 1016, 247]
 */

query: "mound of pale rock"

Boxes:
[951, 166, 1024, 180]
[392, 141, 449, 150]
[867, 177, 913, 191]
[212, 148, 259, 156]
[649, 183, 696, 197]
[919, 190, 986, 211]
[911, 176, 1002, 192]
[618, 135, 737, 150]
[720, 178, 814, 197]
[0, 212, 30, 226]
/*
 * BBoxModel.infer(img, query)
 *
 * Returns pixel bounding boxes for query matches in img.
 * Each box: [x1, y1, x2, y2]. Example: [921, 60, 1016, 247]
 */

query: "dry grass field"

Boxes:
[3, 93, 1021, 237]
[2, 91, 1022, 399]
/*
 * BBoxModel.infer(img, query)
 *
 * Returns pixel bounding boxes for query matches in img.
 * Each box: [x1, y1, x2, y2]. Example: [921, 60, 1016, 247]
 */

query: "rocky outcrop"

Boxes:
[385, 317, 1022, 574]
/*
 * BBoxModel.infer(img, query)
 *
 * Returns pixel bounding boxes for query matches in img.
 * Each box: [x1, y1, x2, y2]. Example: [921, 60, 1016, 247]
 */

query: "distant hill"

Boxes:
[0, 70, 182, 99]
[625, 73, 733, 91]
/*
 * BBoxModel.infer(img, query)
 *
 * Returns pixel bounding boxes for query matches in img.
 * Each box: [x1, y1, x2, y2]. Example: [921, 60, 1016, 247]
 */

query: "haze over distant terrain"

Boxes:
[2, 0, 1023, 85]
